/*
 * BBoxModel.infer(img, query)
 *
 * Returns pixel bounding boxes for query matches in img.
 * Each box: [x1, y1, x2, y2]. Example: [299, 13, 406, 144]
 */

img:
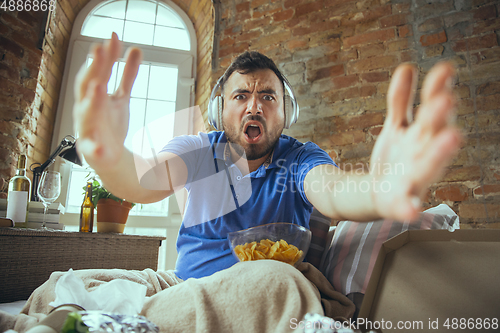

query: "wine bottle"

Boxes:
[6, 154, 31, 228]
[79, 181, 94, 232]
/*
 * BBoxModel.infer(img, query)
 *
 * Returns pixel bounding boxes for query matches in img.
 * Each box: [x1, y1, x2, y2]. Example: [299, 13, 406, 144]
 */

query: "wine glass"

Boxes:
[37, 171, 61, 229]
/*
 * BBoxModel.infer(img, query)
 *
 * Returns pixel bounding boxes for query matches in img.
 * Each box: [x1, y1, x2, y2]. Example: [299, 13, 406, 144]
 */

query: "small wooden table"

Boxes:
[0, 228, 166, 303]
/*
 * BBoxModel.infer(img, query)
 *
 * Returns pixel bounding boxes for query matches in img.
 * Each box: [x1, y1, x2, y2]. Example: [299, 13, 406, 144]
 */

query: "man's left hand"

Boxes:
[370, 62, 462, 221]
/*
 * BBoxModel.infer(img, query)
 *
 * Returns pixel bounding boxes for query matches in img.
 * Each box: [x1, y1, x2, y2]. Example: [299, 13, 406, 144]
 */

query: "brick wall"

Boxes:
[213, 0, 500, 227]
[0, 9, 48, 197]
[0, 0, 214, 195]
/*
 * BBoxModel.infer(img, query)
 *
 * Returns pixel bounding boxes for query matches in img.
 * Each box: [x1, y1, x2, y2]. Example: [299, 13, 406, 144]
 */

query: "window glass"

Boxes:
[123, 21, 155, 45]
[93, 0, 126, 19]
[82, 16, 124, 40]
[153, 26, 190, 51]
[156, 5, 184, 28]
[81, 0, 190, 51]
[126, 0, 157, 24]
[148, 66, 178, 101]
[66, 57, 177, 217]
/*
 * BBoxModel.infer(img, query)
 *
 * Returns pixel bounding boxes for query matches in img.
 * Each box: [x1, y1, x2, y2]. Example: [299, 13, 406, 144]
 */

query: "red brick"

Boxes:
[17, 11, 44, 30]
[392, 3, 411, 14]
[0, 36, 24, 58]
[324, 87, 360, 103]
[369, 126, 383, 136]
[340, 5, 392, 26]
[331, 74, 359, 89]
[491, 167, 500, 181]
[312, 35, 342, 51]
[273, 8, 294, 22]
[0, 62, 18, 81]
[358, 43, 385, 59]
[459, 203, 500, 220]
[354, 19, 380, 35]
[330, 130, 365, 146]
[224, 25, 242, 36]
[284, 17, 303, 29]
[220, 37, 234, 47]
[477, 81, 500, 95]
[424, 44, 445, 58]
[477, 94, 500, 112]
[471, 48, 500, 66]
[307, 64, 344, 82]
[235, 10, 251, 22]
[435, 185, 469, 201]
[236, 1, 250, 12]
[252, 7, 281, 19]
[474, 184, 500, 196]
[238, 30, 261, 43]
[343, 29, 395, 48]
[360, 71, 389, 83]
[452, 33, 498, 52]
[398, 25, 412, 38]
[338, 112, 384, 131]
[244, 17, 271, 31]
[285, 39, 308, 50]
[420, 30, 447, 47]
[443, 166, 482, 182]
[284, 0, 303, 9]
[360, 85, 376, 97]
[219, 45, 234, 58]
[305, 54, 338, 71]
[472, 18, 500, 36]
[347, 55, 397, 73]
[292, 20, 339, 37]
[308, 7, 338, 24]
[1, 12, 32, 31]
[251, 0, 268, 8]
[388, 38, 411, 52]
[340, 49, 358, 62]
[380, 13, 409, 28]
[473, 4, 497, 20]
[443, 12, 472, 28]
[326, 2, 358, 19]
[418, 17, 444, 33]
[295, 1, 323, 17]
[418, 1, 455, 19]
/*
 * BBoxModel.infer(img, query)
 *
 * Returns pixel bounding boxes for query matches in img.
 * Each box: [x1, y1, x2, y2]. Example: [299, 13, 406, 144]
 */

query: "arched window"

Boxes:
[52, 0, 196, 270]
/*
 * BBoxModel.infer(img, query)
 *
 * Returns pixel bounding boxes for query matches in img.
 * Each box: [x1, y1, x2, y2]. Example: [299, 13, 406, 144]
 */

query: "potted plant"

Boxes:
[83, 178, 136, 232]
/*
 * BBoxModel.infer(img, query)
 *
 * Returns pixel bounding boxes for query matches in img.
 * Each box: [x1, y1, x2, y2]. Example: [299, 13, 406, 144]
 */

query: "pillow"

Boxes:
[304, 208, 332, 270]
[320, 204, 459, 298]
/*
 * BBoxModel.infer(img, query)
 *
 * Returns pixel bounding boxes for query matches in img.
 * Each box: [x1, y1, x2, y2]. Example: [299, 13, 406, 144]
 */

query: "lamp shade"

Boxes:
[59, 145, 82, 166]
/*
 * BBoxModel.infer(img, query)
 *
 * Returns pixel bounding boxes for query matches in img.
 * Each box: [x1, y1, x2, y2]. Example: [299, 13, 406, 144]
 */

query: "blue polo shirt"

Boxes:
[161, 131, 335, 280]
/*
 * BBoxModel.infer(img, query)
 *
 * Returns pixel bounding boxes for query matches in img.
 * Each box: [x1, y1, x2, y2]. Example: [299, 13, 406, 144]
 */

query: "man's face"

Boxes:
[222, 69, 285, 160]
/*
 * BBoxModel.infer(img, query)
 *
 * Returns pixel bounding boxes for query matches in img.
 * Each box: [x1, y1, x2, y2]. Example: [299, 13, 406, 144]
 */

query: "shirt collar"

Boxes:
[214, 132, 274, 169]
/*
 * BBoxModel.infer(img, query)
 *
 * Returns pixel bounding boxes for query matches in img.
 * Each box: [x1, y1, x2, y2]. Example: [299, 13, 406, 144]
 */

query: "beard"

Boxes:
[223, 114, 283, 160]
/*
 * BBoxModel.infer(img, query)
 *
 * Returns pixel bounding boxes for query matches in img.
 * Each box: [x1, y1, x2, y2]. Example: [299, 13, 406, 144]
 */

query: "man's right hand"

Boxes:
[73, 32, 142, 173]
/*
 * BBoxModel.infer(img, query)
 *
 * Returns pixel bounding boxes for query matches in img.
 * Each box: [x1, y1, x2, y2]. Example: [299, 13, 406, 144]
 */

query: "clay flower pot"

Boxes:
[96, 198, 133, 233]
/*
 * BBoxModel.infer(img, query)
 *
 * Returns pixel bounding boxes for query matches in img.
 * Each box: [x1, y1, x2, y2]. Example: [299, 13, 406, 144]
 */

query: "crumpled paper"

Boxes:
[49, 269, 147, 315]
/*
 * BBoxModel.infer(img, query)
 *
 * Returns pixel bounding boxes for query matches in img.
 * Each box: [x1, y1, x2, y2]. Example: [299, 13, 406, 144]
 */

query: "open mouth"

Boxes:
[244, 122, 263, 143]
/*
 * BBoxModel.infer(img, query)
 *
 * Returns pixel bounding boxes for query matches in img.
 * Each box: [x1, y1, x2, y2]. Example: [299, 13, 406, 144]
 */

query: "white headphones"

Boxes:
[207, 72, 299, 130]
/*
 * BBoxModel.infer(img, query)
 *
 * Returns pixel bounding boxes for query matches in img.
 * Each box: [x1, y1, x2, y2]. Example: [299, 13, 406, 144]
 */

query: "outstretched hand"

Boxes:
[73, 33, 142, 173]
[370, 62, 462, 221]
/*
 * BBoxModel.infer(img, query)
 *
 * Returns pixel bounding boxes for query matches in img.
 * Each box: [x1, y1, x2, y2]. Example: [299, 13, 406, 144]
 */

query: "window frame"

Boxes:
[50, 0, 197, 270]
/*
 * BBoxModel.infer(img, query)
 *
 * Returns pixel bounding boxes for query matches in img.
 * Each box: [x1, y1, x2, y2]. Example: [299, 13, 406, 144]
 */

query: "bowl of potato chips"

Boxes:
[228, 222, 312, 267]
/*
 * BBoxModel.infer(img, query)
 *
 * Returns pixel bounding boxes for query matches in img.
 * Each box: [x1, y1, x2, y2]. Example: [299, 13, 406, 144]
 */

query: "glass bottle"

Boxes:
[6, 154, 31, 228]
[79, 181, 94, 232]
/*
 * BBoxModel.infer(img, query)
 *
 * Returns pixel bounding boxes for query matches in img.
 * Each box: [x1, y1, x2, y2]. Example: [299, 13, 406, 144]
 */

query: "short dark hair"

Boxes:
[220, 51, 285, 95]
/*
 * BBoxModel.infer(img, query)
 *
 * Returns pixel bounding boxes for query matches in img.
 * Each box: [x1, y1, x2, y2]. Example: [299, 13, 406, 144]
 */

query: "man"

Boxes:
[1, 33, 461, 333]
[74, 33, 460, 281]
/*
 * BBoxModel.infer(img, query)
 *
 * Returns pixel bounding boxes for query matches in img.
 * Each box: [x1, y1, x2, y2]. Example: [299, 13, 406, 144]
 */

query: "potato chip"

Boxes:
[233, 238, 304, 265]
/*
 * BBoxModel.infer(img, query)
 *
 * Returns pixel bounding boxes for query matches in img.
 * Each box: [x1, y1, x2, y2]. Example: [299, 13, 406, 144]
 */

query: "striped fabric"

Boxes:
[321, 205, 459, 296]
[305, 209, 332, 269]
